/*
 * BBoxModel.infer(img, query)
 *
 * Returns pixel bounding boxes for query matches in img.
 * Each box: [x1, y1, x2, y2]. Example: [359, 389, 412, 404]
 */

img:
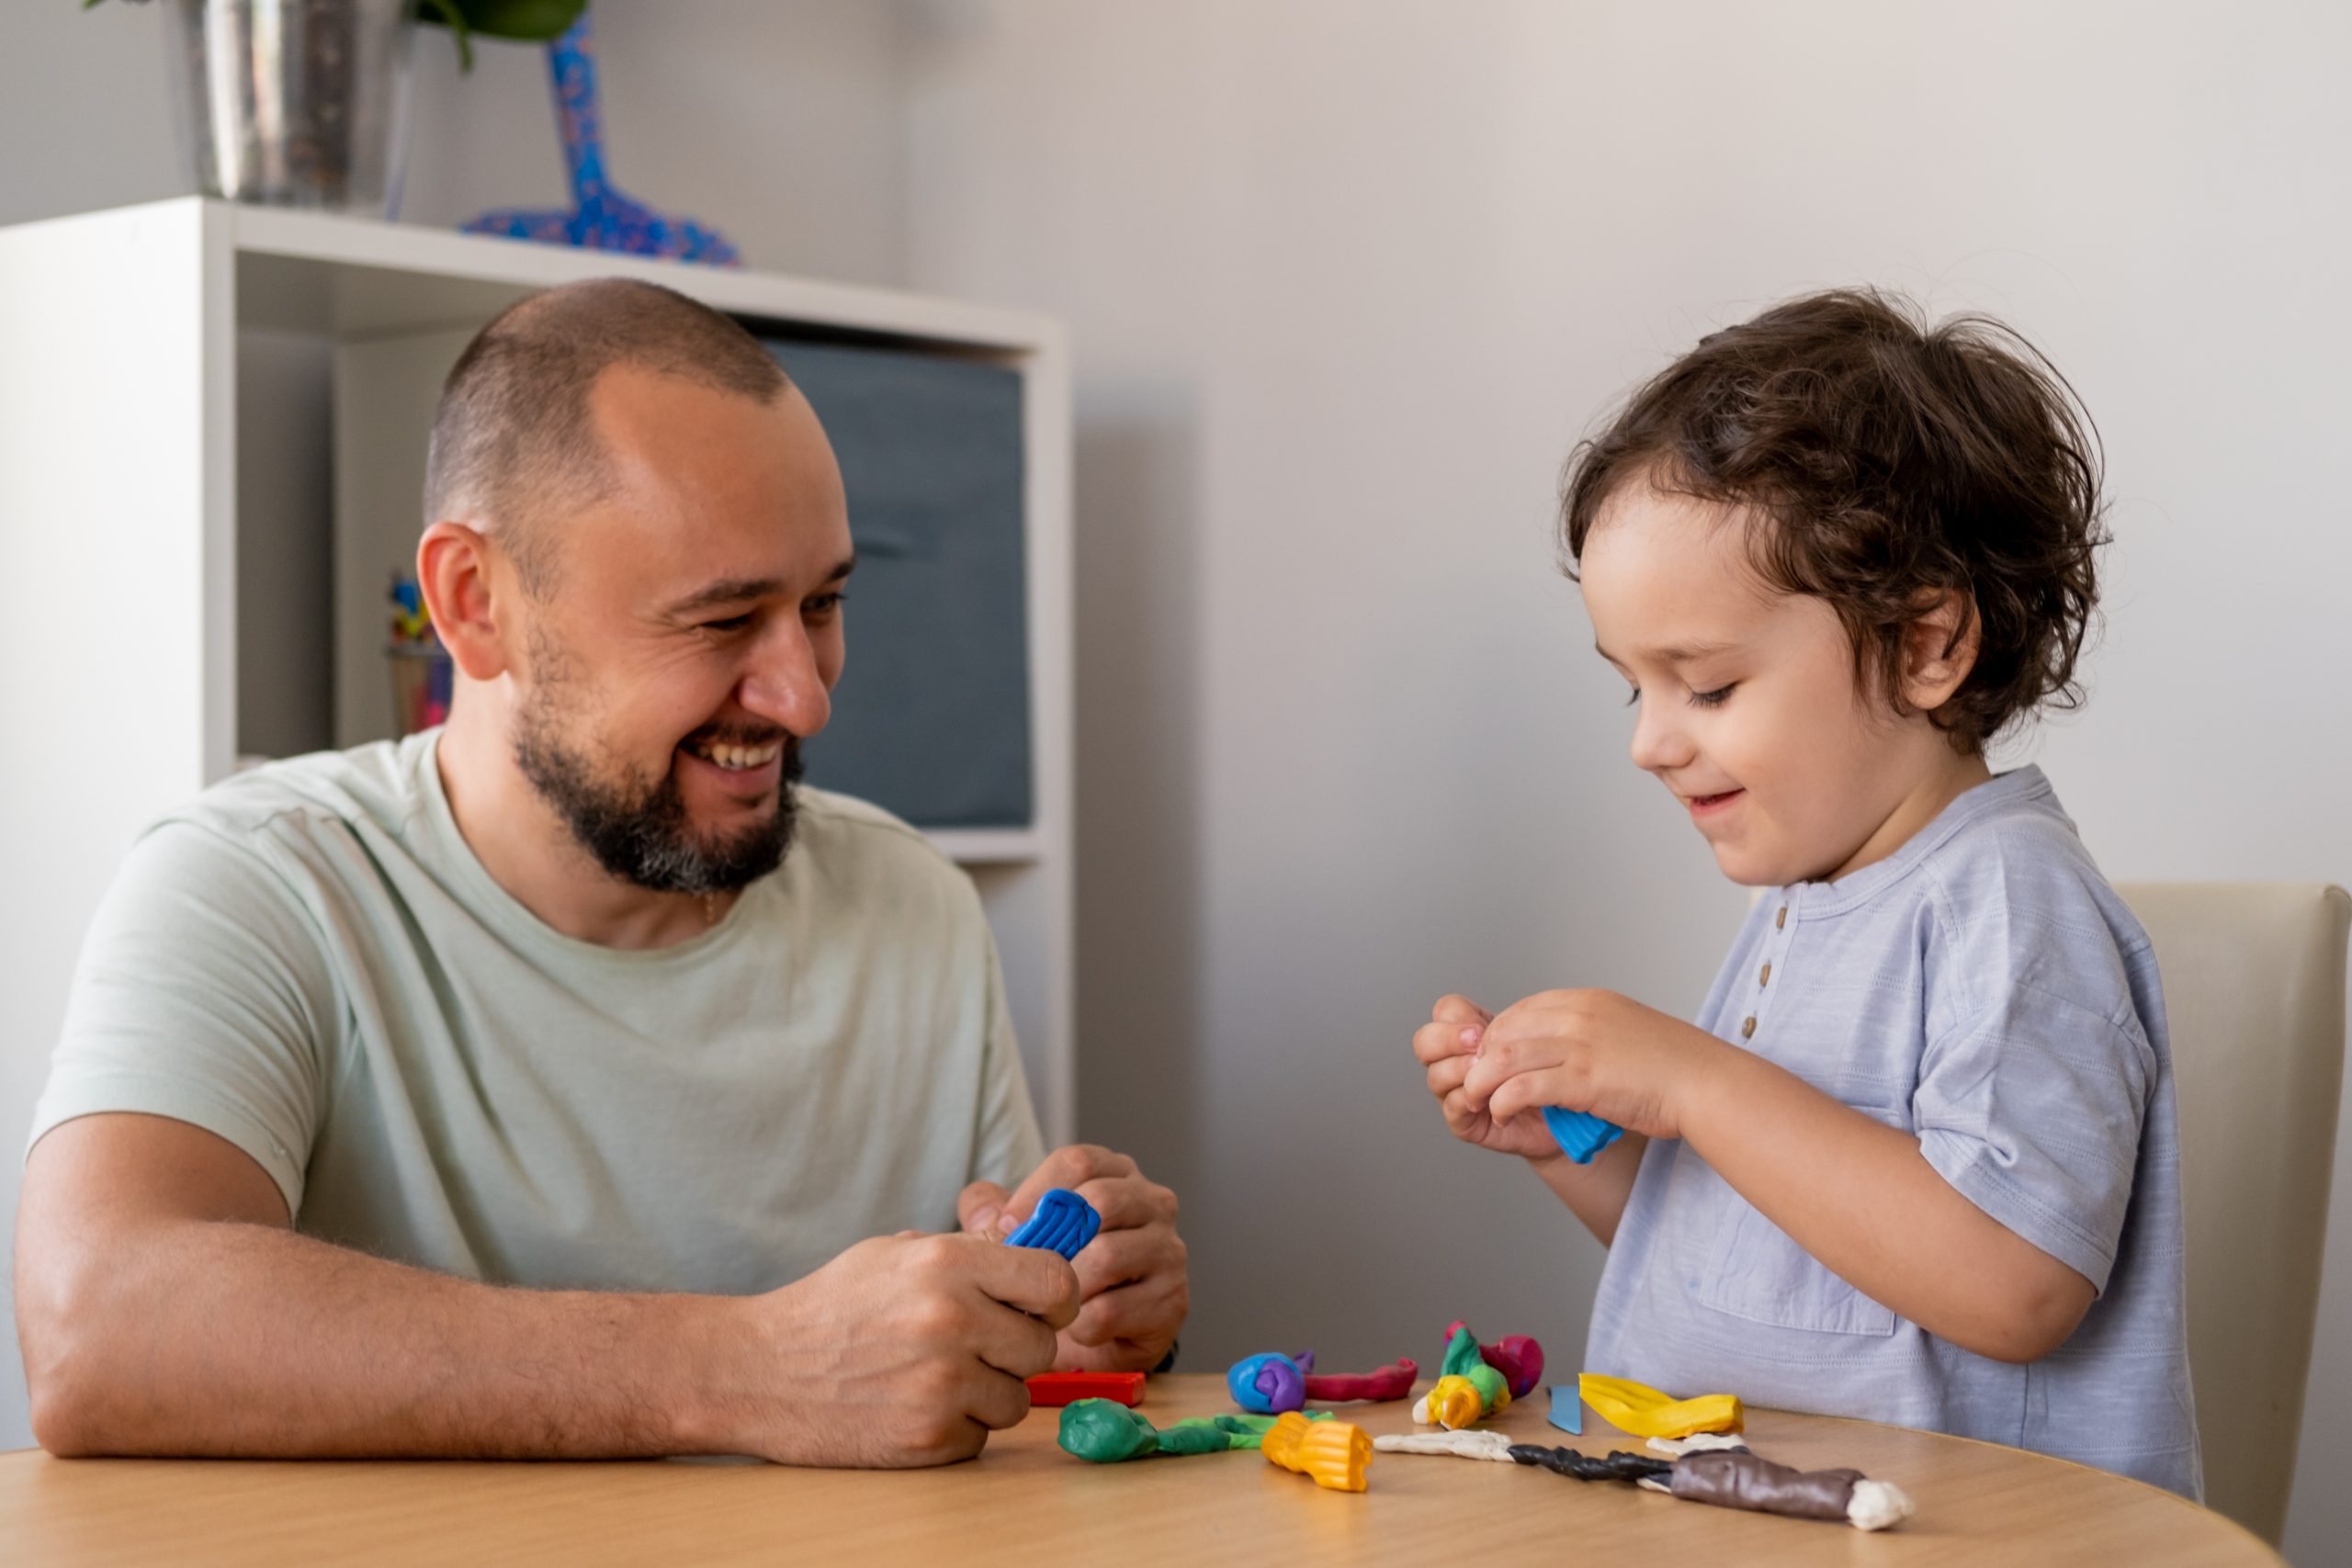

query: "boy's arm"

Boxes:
[17, 1112, 1079, 1463]
[1462, 989, 2096, 1363]
[1677, 1049, 2094, 1362]
[1523, 1132, 1648, 1247]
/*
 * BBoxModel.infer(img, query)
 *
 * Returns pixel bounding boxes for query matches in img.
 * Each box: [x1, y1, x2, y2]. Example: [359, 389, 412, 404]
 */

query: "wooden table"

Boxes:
[0, 1375, 2278, 1565]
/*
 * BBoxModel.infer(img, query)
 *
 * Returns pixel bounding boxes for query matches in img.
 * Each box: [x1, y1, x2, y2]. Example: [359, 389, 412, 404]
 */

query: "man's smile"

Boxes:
[684, 736, 784, 772]
[680, 737, 786, 800]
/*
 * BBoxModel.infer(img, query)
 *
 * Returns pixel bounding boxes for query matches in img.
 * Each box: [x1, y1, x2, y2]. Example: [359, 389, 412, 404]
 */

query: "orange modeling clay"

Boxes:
[1261, 1411, 1374, 1493]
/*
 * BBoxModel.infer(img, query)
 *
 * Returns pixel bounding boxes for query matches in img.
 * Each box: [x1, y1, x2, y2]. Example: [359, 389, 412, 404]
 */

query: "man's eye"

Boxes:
[804, 592, 846, 617]
[1689, 684, 1736, 708]
[700, 614, 754, 634]
[1623, 685, 1642, 708]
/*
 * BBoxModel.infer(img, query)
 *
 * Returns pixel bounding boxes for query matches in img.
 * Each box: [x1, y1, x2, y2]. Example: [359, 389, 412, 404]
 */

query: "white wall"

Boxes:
[897, 4, 2352, 1560]
[6, 4, 2349, 1558]
[0, 1, 908, 280]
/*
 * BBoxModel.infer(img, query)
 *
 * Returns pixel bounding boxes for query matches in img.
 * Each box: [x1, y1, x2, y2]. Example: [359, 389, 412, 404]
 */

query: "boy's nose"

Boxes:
[1628, 697, 1696, 775]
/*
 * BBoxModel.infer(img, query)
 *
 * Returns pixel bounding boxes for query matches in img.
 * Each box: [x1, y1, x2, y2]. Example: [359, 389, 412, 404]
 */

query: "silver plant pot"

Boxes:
[169, 0, 418, 217]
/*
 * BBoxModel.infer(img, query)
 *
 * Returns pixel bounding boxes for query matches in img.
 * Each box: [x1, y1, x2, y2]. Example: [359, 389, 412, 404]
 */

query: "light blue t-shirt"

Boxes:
[1585, 767, 2201, 1497]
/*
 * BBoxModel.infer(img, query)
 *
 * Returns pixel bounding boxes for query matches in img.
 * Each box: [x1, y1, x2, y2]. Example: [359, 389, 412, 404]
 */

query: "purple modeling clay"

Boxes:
[1228, 1350, 1314, 1414]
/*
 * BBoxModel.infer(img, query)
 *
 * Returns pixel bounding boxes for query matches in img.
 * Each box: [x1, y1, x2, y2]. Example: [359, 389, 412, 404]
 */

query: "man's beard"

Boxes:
[513, 695, 802, 897]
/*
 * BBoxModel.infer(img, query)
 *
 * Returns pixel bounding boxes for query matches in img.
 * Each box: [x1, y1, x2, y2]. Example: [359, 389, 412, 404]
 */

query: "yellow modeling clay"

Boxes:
[1578, 1373, 1743, 1438]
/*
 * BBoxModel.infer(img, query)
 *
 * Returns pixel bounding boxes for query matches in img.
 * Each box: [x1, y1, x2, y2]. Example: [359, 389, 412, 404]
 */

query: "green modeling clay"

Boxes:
[1057, 1400, 1331, 1463]
[1439, 1325, 1484, 1379]
[1061, 1400, 1160, 1462]
[1442, 1327, 1510, 1410]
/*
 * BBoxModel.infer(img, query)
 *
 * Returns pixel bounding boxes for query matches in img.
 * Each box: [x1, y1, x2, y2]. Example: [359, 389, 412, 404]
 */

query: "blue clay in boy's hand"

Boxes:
[1541, 1105, 1624, 1165]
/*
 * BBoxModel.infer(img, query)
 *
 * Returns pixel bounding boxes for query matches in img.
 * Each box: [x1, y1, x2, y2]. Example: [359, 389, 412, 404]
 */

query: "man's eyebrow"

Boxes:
[1592, 638, 1736, 666]
[660, 556, 857, 619]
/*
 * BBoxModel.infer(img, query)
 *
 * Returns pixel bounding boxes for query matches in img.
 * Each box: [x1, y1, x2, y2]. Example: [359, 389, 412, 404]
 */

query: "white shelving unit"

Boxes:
[0, 197, 1075, 1149]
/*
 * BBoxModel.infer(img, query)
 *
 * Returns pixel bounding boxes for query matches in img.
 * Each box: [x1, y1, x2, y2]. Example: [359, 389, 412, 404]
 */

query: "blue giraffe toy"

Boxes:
[462, 12, 741, 266]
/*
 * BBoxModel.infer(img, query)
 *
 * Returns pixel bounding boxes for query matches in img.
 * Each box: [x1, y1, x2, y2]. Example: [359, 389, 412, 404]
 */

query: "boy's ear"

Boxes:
[417, 521, 515, 683]
[1901, 589, 1980, 713]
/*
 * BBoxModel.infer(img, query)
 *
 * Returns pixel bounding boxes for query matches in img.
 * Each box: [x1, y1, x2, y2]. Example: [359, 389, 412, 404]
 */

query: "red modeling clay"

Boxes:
[1444, 1320, 1546, 1399]
[1302, 1358, 1419, 1404]
[1027, 1371, 1147, 1407]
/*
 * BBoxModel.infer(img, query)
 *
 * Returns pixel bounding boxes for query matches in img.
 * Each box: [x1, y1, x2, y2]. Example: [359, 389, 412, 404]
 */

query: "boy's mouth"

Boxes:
[1686, 789, 1745, 818]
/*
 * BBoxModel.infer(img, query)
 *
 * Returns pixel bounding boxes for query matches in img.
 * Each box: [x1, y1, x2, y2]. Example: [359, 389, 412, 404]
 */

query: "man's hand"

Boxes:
[722, 1231, 1080, 1468]
[1457, 987, 1729, 1143]
[956, 1145, 1187, 1373]
[1413, 993, 1561, 1160]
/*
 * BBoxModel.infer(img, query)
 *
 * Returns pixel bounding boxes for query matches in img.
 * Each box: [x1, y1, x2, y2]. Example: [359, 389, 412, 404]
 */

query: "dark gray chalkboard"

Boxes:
[765, 337, 1032, 829]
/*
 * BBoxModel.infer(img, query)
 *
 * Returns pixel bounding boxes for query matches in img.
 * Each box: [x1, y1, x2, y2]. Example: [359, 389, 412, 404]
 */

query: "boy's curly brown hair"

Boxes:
[1559, 288, 2107, 752]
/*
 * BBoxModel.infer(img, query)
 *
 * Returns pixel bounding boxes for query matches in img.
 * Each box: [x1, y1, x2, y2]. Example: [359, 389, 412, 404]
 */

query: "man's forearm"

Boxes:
[27, 1218, 738, 1459]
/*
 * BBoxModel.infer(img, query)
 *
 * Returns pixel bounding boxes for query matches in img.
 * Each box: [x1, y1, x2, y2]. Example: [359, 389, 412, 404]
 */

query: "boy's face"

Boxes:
[1578, 482, 1951, 886]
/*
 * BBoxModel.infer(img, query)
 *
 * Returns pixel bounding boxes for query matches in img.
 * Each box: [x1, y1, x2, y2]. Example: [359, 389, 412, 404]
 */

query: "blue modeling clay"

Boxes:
[1541, 1105, 1625, 1166]
[1546, 1383, 1583, 1436]
[1227, 1350, 1313, 1415]
[1002, 1189, 1102, 1259]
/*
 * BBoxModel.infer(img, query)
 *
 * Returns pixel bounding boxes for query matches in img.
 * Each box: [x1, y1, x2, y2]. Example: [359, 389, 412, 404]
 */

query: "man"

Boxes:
[14, 279, 1185, 1467]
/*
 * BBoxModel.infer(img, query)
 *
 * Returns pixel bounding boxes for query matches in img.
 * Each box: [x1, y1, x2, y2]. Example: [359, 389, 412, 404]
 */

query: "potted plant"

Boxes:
[85, 0, 584, 216]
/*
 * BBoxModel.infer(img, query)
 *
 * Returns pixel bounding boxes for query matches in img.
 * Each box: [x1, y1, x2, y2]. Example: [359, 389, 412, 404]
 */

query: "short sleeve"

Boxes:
[1913, 983, 2154, 1294]
[969, 937, 1047, 1188]
[28, 819, 333, 1217]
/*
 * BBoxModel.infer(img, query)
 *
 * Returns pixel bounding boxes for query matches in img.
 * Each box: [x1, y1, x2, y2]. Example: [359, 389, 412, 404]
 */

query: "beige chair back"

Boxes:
[2120, 882, 2349, 1544]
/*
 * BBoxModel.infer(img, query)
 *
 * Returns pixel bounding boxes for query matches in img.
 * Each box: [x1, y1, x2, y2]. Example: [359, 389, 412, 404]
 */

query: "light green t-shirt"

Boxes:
[29, 731, 1046, 1295]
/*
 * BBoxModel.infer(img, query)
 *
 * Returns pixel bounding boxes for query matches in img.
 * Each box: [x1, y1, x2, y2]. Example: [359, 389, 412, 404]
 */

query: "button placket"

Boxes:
[1740, 890, 1798, 1047]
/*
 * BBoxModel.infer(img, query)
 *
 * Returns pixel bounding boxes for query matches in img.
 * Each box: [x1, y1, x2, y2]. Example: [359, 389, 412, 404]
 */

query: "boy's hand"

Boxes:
[1458, 988, 1727, 1144]
[1413, 994, 1562, 1161]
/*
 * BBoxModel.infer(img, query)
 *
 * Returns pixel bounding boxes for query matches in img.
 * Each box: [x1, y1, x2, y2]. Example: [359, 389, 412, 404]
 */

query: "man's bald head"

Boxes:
[424, 278, 791, 593]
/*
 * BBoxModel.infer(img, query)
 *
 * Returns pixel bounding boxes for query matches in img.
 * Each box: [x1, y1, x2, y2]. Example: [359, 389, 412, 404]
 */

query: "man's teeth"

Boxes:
[690, 739, 783, 771]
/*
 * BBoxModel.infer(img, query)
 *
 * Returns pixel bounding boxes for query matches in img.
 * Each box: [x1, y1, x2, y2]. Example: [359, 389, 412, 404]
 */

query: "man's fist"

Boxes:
[960, 1144, 1187, 1372]
[715, 1231, 1080, 1467]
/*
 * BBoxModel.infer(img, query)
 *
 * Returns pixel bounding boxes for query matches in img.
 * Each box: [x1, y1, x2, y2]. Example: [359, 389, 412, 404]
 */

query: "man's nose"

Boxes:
[1627, 692, 1695, 775]
[738, 621, 832, 739]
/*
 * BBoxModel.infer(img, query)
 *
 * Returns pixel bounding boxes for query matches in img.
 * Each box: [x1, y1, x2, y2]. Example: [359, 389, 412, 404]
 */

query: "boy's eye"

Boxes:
[1688, 683, 1736, 708]
[1623, 685, 1642, 708]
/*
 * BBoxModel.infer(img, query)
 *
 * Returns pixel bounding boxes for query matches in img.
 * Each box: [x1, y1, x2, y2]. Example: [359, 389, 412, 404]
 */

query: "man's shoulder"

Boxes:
[164, 737, 427, 846]
[789, 786, 978, 897]
[793, 784, 933, 849]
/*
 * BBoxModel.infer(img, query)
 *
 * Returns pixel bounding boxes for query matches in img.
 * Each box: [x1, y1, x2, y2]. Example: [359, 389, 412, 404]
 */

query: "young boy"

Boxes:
[1414, 289, 2199, 1495]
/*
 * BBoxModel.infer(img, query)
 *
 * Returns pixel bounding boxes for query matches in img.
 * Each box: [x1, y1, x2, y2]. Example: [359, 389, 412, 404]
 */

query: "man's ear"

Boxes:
[417, 522, 513, 682]
[1902, 588, 1980, 713]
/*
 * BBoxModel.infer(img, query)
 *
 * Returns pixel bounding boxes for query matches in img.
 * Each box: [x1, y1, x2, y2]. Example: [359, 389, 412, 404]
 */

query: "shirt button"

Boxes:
[1758, 963, 1771, 987]
[1741, 1016, 1758, 1039]
[1775, 907, 1788, 931]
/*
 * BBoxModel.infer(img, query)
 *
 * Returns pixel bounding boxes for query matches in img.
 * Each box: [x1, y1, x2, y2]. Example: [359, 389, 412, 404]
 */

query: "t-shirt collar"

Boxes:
[1781, 764, 2057, 919]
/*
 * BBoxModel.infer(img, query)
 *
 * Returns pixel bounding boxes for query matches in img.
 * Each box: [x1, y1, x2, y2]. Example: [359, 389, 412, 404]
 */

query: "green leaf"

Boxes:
[415, 0, 586, 43]
[414, 0, 475, 72]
